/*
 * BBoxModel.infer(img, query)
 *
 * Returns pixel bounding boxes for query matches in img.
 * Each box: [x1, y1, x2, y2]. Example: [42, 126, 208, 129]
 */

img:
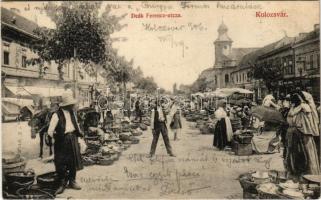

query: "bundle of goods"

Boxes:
[3, 154, 26, 175]
[4, 169, 35, 194]
[119, 132, 132, 141]
[86, 140, 101, 150]
[129, 136, 140, 144]
[82, 156, 96, 166]
[139, 123, 148, 131]
[230, 118, 243, 132]
[200, 122, 211, 135]
[131, 128, 143, 136]
[143, 120, 151, 126]
[103, 133, 119, 144]
[130, 123, 140, 129]
[121, 120, 131, 132]
[196, 120, 205, 129]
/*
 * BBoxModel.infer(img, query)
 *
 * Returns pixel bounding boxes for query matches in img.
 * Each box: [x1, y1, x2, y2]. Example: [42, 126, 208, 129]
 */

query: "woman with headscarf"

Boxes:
[286, 93, 320, 176]
[213, 100, 233, 150]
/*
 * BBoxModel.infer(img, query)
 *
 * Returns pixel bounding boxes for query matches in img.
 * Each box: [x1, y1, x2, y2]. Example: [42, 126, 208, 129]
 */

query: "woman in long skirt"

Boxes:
[286, 93, 320, 176]
[213, 100, 233, 150]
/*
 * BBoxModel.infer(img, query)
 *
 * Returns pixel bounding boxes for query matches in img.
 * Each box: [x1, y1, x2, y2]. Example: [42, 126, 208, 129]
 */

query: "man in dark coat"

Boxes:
[149, 99, 175, 158]
[47, 93, 84, 195]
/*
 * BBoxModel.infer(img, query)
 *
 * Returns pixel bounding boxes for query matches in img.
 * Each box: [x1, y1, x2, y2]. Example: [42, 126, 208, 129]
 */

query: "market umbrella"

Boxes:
[251, 106, 286, 124]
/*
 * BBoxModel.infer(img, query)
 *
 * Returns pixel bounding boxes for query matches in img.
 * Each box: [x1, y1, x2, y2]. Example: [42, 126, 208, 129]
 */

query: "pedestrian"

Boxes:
[169, 100, 182, 141]
[277, 94, 291, 158]
[285, 93, 320, 176]
[104, 109, 114, 131]
[148, 99, 175, 158]
[262, 91, 280, 109]
[213, 100, 233, 150]
[47, 93, 84, 195]
[135, 97, 143, 123]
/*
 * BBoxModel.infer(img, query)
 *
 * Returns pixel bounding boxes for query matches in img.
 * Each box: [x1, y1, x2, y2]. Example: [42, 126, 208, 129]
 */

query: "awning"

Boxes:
[5, 86, 31, 97]
[23, 86, 67, 97]
[5, 85, 68, 97]
[2, 98, 34, 107]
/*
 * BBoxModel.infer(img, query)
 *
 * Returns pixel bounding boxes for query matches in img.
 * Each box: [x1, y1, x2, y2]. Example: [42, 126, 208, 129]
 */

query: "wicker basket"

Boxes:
[239, 173, 259, 194]
[243, 190, 258, 199]
[16, 187, 55, 199]
[3, 160, 26, 174]
[256, 185, 285, 199]
[36, 172, 60, 189]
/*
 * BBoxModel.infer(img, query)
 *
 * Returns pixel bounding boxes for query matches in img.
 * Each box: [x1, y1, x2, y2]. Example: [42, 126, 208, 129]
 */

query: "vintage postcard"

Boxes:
[1, 1, 320, 199]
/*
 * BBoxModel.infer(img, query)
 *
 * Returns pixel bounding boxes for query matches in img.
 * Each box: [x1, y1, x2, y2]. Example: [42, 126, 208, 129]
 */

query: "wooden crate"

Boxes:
[234, 141, 253, 156]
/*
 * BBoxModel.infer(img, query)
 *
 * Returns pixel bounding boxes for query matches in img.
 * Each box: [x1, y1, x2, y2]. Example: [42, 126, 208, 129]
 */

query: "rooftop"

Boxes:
[1, 7, 39, 38]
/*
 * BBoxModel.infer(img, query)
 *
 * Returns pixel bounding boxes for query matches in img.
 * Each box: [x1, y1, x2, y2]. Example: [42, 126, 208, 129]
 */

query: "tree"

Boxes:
[31, 2, 126, 79]
[136, 76, 158, 93]
[253, 63, 283, 91]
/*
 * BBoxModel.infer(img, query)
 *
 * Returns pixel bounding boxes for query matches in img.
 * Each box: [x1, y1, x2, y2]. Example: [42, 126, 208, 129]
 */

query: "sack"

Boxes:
[79, 138, 87, 154]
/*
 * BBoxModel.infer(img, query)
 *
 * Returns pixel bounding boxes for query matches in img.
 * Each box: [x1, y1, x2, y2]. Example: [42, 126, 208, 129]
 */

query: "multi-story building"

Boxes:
[293, 24, 320, 101]
[255, 36, 295, 100]
[1, 7, 107, 108]
[212, 22, 258, 89]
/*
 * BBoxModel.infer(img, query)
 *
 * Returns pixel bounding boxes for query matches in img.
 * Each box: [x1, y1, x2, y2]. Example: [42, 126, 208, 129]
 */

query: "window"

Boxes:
[310, 54, 314, 69]
[3, 51, 9, 65]
[317, 54, 320, 68]
[288, 56, 294, 74]
[225, 74, 229, 83]
[306, 55, 312, 70]
[224, 45, 228, 49]
[214, 75, 217, 84]
[236, 74, 238, 83]
[21, 56, 27, 68]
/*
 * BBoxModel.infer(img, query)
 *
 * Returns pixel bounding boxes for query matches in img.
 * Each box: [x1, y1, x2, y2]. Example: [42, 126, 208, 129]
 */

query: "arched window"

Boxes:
[225, 74, 229, 83]
[214, 75, 217, 84]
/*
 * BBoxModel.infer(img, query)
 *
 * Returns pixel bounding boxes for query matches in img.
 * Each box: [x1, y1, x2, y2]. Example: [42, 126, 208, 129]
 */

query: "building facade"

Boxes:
[1, 7, 107, 108]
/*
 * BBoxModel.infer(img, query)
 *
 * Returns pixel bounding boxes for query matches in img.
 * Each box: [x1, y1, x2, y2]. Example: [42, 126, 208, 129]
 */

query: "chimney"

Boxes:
[314, 24, 320, 31]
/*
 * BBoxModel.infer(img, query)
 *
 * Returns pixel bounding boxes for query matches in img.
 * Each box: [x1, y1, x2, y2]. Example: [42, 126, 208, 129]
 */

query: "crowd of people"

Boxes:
[34, 87, 319, 195]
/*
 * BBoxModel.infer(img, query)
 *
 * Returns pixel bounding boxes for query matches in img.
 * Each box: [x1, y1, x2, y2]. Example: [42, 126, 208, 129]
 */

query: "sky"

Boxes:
[2, 1, 320, 91]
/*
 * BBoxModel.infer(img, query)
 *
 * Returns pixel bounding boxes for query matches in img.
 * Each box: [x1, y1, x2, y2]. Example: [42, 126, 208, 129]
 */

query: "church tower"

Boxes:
[214, 21, 233, 67]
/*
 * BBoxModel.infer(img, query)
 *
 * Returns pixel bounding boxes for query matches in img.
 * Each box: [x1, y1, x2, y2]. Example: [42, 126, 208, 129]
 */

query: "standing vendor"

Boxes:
[47, 93, 84, 195]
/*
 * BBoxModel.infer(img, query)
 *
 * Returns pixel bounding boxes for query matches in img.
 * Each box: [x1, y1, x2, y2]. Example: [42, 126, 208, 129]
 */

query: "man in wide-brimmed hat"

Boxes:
[47, 92, 84, 195]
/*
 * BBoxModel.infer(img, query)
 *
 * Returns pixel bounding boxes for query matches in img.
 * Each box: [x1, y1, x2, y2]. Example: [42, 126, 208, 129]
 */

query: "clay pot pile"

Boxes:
[3, 169, 56, 199]
[3, 154, 26, 175]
